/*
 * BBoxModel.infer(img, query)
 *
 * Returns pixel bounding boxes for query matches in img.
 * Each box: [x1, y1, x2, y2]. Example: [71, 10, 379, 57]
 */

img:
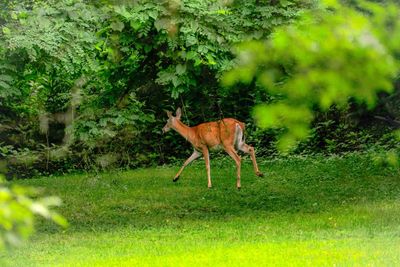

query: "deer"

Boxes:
[162, 108, 263, 189]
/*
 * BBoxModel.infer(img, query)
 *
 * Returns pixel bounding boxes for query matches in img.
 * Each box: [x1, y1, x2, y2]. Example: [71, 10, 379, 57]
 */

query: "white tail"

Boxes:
[163, 108, 263, 189]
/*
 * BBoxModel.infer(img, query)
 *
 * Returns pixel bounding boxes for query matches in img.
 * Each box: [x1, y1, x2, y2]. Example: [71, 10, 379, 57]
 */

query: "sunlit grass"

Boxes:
[2, 153, 400, 266]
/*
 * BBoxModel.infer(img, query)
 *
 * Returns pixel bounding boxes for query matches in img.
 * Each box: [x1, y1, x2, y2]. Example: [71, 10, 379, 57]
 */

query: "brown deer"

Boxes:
[162, 108, 263, 189]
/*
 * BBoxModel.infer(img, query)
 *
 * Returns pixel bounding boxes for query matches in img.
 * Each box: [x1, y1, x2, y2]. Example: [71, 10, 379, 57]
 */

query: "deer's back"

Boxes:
[193, 118, 244, 149]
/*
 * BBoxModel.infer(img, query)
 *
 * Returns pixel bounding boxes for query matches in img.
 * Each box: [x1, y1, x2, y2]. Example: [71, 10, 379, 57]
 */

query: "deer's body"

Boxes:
[174, 118, 243, 150]
[163, 108, 263, 189]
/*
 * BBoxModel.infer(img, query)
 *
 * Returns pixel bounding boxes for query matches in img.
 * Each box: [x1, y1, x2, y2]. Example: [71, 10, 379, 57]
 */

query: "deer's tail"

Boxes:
[235, 122, 245, 149]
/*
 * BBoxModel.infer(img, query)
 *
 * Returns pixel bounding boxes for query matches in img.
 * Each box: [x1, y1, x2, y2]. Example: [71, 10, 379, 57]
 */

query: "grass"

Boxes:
[2, 153, 400, 266]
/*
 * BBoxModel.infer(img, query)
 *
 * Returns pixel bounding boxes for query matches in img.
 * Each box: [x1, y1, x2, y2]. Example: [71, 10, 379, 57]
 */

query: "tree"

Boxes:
[224, 0, 400, 161]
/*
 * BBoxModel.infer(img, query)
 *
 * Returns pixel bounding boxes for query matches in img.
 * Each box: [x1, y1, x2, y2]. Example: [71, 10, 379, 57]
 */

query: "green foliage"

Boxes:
[0, 174, 67, 249]
[371, 129, 400, 168]
[0, 0, 398, 177]
[80, 0, 306, 166]
[91, 0, 305, 114]
[1, 0, 103, 117]
[72, 97, 156, 169]
[3, 0, 101, 76]
[0, 63, 17, 99]
[224, 0, 400, 152]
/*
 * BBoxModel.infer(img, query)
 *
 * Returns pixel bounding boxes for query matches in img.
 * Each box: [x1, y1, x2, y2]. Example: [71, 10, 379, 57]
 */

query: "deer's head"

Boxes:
[162, 107, 181, 133]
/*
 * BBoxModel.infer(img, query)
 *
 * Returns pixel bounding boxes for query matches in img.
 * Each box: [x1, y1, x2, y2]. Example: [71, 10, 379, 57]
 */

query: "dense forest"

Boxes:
[0, 0, 399, 179]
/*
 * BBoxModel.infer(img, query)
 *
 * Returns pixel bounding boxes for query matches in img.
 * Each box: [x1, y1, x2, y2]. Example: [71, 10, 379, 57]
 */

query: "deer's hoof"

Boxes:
[256, 172, 264, 177]
[173, 176, 180, 182]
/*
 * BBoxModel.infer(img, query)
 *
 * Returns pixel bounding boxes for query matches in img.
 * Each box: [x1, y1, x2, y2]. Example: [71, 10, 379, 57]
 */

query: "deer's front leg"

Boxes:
[202, 147, 212, 188]
[224, 146, 242, 189]
[173, 150, 201, 182]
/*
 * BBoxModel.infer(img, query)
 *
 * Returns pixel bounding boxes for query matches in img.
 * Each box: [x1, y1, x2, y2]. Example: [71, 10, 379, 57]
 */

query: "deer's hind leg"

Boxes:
[238, 143, 263, 177]
[234, 124, 263, 178]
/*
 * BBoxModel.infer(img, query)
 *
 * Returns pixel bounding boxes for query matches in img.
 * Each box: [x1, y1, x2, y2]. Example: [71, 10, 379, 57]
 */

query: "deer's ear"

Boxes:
[176, 107, 182, 119]
[166, 111, 172, 118]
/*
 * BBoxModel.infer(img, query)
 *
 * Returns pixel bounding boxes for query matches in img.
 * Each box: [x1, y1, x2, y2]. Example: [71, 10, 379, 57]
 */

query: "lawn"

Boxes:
[2, 153, 400, 266]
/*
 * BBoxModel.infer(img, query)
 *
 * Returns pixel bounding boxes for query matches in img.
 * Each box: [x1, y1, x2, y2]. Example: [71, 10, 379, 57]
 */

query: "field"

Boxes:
[2, 153, 400, 266]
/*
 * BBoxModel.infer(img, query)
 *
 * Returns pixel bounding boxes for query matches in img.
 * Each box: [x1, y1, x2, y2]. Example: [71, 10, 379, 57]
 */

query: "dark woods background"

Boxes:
[0, 0, 399, 178]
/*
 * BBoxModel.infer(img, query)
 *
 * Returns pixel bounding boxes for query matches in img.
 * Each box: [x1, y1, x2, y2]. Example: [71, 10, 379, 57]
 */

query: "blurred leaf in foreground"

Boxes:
[0, 174, 68, 249]
[223, 0, 400, 153]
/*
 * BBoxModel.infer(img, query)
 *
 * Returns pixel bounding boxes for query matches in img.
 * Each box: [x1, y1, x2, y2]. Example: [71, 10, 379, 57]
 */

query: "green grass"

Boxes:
[2, 153, 400, 266]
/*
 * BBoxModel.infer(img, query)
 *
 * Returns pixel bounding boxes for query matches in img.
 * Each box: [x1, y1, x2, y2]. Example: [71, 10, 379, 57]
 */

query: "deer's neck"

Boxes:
[173, 120, 196, 144]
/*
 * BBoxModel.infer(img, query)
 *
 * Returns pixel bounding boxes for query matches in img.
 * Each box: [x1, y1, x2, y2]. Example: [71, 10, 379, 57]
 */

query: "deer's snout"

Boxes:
[162, 124, 170, 134]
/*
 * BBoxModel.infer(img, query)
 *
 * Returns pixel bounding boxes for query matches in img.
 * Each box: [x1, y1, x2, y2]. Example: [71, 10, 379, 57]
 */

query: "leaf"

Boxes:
[186, 35, 197, 46]
[30, 203, 50, 218]
[110, 20, 125, 32]
[194, 58, 202, 66]
[11, 12, 18, 20]
[171, 76, 182, 87]
[156, 69, 177, 85]
[148, 10, 158, 20]
[0, 80, 11, 90]
[94, 41, 104, 51]
[114, 5, 132, 20]
[154, 18, 169, 32]
[2, 27, 11, 35]
[171, 86, 185, 99]
[40, 196, 62, 206]
[206, 54, 216, 65]
[215, 9, 231, 15]
[130, 20, 141, 31]
[175, 64, 186, 75]
[277, 134, 297, 153]
[0, 74, 13, 83]
[51, 213, 69, 228]
[185, 51, 197, 60]
[395, 130, 400, 141]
